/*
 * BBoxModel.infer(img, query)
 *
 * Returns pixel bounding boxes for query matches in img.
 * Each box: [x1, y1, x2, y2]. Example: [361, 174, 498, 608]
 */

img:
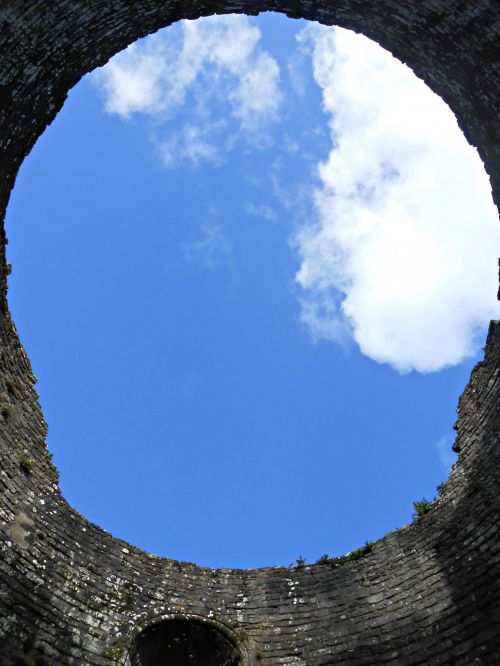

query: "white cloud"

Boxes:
[294, 25, 499, 373]
[91, 15, 282, 166]
[91, 42, 181, 118]
[91, 19, 498, 371]
[229, 51, 281, 130]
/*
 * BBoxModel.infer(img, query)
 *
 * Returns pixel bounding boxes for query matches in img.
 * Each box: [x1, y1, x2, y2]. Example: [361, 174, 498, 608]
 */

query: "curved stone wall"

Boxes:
[0, 1, 498, 664]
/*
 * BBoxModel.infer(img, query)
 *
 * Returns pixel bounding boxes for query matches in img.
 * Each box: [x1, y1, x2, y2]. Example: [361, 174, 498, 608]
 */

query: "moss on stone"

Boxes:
[102, 638, 128, 662]
[19, 456, 33, 474]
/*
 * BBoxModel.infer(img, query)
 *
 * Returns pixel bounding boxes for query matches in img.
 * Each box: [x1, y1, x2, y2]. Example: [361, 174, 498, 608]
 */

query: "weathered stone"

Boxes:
[0, 1, 499, 664]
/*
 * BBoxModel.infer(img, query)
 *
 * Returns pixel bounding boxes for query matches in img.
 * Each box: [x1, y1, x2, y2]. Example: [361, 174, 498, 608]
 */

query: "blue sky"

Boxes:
[5, 13, 499, 569]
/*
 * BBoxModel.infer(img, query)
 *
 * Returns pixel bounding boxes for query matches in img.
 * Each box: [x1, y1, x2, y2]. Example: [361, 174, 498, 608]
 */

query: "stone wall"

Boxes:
[0, 1, 499, 664]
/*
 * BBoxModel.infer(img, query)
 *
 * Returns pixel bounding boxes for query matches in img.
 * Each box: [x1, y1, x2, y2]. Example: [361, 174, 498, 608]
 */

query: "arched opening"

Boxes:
[126, 619, 241, 666]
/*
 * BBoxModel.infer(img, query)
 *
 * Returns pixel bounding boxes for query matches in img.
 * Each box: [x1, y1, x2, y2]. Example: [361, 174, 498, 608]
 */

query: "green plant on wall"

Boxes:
[19, 456, 33, 475]
[412, 497, 434, 519]
[315, 541, 373, 567]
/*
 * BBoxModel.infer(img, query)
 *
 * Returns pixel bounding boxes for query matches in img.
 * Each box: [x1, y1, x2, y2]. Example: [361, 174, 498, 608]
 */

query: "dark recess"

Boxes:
[128, 620, 240, 666]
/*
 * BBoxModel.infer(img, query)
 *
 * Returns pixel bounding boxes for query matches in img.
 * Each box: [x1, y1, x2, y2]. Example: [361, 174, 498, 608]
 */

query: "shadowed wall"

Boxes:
[0, 1, 499, 664]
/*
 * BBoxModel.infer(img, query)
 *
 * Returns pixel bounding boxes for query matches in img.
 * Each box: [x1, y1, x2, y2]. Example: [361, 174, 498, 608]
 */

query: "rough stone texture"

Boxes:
[0, 1, 499, 664]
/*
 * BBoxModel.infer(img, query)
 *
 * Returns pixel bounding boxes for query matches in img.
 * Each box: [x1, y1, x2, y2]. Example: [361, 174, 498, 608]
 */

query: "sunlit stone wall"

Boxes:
[0, 1, 498, 663]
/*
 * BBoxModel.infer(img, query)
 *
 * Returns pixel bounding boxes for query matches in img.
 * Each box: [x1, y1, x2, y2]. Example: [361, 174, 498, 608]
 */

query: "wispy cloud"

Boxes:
[183, 223, 232, 270]
[158, 122, 223, 169]
[294, 25, 499, 373]
[91, 15, 282, 167]
[436, 434, 457, 470]
[245, 203, 278, 224]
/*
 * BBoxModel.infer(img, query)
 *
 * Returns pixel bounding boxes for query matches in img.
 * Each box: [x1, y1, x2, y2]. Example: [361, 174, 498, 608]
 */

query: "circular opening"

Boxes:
[126, 619, 241, 666]
[5, 13, 499, 569]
